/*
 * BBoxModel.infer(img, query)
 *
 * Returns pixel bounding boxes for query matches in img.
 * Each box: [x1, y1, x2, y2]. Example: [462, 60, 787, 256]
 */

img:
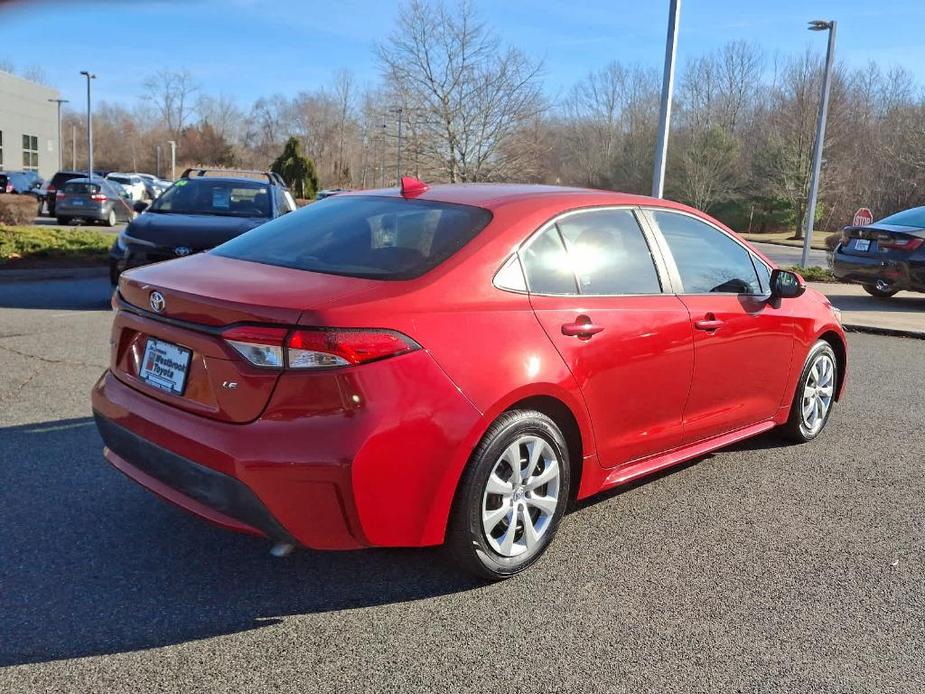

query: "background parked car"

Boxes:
[109, 168, 294, 283]
[55, 177, 135, 227]
[105, 173, 147, 202]
[315, 188, 348, 200]
[0, 171, 44, 214]
[833, 206, 925, 298]
[45, 170, 95, 216]
[136, 173, 170, 199]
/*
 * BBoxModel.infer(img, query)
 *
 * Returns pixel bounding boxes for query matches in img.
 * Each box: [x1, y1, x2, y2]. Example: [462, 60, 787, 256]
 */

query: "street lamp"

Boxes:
[801, 19, 837, 268]
[167, 140, 176, 181]
[652, 0, 681, 198]
[79, 71, 95, 179]
[48, 98, 69, 171]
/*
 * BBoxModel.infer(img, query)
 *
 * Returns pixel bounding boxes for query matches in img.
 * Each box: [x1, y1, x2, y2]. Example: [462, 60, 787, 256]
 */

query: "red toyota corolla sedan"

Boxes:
[91, 179, 847, 579]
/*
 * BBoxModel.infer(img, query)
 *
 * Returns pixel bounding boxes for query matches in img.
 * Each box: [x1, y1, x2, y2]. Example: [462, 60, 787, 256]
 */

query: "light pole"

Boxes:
[652, 0, 681, 198]
[156, 145, 162, 178]
[48, 98, 69, 171]
[393, 107, 403, 183]
[167, 140, 176, 180]
[801, 19, 837, 268]
[79, 71, 95, 178]
[71, 125, 76, 169]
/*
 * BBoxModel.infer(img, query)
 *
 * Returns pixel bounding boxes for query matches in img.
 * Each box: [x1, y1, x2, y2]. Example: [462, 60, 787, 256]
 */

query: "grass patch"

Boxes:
[785, 265, 835, 282]
[740, 229, 830, 251]
[0, 225, 112, 268]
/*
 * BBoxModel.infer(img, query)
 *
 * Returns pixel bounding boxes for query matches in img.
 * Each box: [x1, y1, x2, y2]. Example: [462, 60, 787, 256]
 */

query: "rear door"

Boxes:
[643, 209, 795, 444]
[524, 208, 694, 467]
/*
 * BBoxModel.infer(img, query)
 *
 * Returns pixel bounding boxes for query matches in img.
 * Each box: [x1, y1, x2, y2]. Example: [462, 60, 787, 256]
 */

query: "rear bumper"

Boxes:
[832, 247, 924, 291]
[57, 206, 108, 221]
[91, 348, 484, 550]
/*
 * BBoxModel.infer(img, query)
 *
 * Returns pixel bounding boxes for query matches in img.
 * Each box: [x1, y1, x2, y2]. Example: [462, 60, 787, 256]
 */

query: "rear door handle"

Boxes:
[561, 317, 604, 338]
[694, 316, 724, 331]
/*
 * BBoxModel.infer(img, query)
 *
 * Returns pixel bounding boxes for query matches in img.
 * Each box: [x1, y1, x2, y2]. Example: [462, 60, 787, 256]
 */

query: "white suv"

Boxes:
[105, 173, 147, 202]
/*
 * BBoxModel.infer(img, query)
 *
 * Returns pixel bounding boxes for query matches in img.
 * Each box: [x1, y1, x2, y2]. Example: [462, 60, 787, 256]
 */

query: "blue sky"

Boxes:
[2, 0, 924, 108]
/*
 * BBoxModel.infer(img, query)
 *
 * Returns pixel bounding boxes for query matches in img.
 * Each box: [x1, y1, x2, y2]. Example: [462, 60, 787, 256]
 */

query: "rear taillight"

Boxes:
[288, 329, 418, 368]
[90, 193, 107, 202]
[47, 184, 56, 193]
[222, 326, 288, 368]
[3, 183, 11, 193]
[879, 237, 924, 252]
[55, 190, 65, 198]
[221, 325, 419, 369]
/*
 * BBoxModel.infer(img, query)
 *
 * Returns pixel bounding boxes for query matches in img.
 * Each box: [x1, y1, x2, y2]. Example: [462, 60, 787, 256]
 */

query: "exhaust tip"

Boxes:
[270, 542, 295, 558]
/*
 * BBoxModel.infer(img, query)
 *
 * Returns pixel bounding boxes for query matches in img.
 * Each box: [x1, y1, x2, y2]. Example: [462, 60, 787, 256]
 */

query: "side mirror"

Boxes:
[133, 200, 150, 213]
[770, 268, 806, 299]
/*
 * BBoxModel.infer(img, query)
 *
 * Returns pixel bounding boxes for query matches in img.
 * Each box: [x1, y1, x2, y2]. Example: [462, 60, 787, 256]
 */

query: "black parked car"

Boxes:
[54, 177, 135, 226]
[833, 206, 925, 298]
[109, 168, 294, 284]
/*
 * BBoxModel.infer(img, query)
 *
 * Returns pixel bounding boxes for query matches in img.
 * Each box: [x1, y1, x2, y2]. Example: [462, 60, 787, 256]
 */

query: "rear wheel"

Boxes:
[779, 340, 838, 443]
[862, 281, 899, 298]
[446, 410, 570, 580]
[105, 209, 117, 227]
[55, 217, 70, 226]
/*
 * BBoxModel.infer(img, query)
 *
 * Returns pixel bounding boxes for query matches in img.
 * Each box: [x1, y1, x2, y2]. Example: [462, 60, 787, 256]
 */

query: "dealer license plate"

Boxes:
[139, 338, 191, 395]
[854, 238, 871, 251]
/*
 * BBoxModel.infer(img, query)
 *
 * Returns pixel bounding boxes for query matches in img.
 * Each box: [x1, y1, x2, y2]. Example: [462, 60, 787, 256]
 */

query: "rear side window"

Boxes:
[213, 195, 493, 280]
[521, 226, 578, 295]
[651, 211, 761, 294]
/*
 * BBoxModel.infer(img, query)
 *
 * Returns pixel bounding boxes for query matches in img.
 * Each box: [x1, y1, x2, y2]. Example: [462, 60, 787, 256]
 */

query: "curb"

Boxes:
[843, 323, 925, 340]
[743, 238, 829, 252]
[0, 265, 108, 283]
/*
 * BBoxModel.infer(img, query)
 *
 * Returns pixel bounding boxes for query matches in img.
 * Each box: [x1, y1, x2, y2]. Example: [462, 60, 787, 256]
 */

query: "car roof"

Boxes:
[340, 182, 695, 214]
[179, 176, 273, 186]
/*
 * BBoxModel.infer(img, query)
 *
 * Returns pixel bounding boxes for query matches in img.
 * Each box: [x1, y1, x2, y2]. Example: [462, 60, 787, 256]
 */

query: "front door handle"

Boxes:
[694, 314, 724, 331]
[562, 316, 604, 338]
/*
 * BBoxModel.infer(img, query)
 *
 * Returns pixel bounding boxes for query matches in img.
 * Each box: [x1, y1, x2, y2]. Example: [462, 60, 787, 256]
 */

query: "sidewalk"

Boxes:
[809, 282, 925, 339]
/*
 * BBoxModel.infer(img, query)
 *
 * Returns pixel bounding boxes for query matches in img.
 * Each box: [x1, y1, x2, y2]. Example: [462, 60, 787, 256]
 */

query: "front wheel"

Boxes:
[779, 340, 838, 443]
[446, 410, 571, 580]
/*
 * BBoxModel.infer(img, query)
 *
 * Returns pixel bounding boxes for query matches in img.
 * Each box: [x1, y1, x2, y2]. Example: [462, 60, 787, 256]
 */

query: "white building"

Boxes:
[0, 70, 61, 180]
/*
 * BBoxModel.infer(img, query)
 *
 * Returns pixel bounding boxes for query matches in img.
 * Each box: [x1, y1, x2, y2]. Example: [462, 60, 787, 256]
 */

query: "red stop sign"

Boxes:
[853, 207, 874, 226]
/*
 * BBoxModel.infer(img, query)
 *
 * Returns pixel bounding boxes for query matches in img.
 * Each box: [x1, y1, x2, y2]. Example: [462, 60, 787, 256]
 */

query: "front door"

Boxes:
[522, 208, 694, 467]
[645, 209, 795, 444]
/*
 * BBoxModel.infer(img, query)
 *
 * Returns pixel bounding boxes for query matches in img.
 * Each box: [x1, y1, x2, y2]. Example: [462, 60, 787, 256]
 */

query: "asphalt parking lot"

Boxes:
[1, 277, 923, 693]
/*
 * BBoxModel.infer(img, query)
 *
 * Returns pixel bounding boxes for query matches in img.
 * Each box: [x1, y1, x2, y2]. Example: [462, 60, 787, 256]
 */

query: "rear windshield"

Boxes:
[149, 179, 272, 217]
[64, 182, 100, 194]
[213, 195, 493, 280]
[108, 176, 130, 184]
[877, 207, 925, 229]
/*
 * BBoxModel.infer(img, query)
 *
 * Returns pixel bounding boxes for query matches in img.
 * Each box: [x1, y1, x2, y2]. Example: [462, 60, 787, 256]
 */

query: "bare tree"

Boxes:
[377, 0, 546, 182]
[142, 69, 199, 137]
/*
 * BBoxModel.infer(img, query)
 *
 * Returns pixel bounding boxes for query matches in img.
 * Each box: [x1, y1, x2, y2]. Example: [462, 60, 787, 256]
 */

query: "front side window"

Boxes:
[651, 211, 761, 294]
[22, 134, 38, 172]
[214, 195, 492, 280]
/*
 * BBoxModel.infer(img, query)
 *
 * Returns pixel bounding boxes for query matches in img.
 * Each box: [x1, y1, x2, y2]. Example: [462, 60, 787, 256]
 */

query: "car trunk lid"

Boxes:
[841, 224, 925, 257]
[113, 253, 386, 422]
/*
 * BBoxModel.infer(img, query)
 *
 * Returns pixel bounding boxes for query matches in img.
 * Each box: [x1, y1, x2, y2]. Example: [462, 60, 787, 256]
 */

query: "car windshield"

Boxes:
[877, 207, 925, 229]
[149, 179, 272, 217]
[213, 195, 493, 280]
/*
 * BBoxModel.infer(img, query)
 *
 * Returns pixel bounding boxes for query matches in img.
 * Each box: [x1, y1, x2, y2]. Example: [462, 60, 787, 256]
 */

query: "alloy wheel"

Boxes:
[481, 435, 561, 558]
[801, 353, 835, 434]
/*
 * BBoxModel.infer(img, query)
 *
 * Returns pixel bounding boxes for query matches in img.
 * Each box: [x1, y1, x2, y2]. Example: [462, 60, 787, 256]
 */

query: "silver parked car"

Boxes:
[55, 177, 135, 226]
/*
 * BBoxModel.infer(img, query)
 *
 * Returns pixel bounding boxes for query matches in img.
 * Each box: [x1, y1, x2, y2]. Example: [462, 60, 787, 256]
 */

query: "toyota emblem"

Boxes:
[174, 246, 192, 257]
[149, 291, 166, 313]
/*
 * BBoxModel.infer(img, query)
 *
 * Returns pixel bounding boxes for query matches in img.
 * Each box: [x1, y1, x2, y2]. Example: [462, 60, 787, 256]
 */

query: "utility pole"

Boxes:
[379, 124, 386, 187]
[48, 98, 69, 171]
[71, 125, 76, 169]
[167, 140, 176, 180]
[79, 71, 95, 178]
[156, 145, 162, 178]
[801, 19, 837, 268]
[651, 0, 681, 199]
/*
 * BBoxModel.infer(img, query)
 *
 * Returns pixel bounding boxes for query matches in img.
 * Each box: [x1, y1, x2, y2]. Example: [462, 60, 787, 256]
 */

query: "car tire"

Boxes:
[779, 340, 838, 443]
[446, 410, 571, 581]
[105, 209, 117, 227]
[862, 282, 899, 299]
[55, 217, 70, 226]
